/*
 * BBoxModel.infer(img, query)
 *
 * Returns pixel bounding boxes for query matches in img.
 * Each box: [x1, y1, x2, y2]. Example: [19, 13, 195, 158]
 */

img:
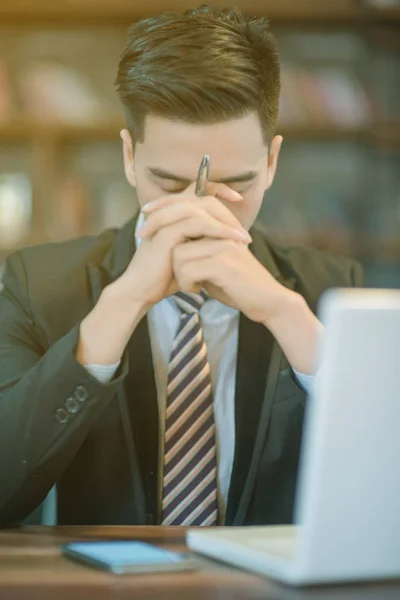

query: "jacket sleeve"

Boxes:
[0, 252, 129, 527]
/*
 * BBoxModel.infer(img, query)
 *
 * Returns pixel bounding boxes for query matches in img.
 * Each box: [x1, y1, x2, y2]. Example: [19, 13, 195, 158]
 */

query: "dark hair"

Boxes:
[115, 4, 280, 146]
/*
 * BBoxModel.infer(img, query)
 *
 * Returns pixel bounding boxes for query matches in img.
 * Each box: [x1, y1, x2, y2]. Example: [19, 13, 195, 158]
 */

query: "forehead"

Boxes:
[136, 112, 267, 176]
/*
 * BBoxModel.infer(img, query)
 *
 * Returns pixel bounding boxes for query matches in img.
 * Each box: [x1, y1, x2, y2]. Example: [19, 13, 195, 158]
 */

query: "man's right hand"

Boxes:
[113, 181, 250, 310]
[76, 182, 248, 367]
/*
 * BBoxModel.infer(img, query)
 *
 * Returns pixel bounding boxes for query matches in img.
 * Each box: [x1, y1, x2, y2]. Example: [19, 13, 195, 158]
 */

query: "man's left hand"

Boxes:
[172, 237, 292, 326]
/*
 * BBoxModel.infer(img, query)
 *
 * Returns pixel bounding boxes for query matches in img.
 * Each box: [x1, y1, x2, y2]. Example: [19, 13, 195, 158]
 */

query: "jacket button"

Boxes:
[74, 384, 90, 403]
[55, 408, 69, 424]
[65, 396, 80, 414]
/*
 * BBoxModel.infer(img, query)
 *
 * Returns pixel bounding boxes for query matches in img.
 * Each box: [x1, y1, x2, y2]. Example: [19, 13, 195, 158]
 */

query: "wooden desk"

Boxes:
[1, 526, 399, 599]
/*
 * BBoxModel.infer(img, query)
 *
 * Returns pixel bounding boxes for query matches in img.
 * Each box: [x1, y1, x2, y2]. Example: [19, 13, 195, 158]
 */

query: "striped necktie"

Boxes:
[161, 291, 218, 526]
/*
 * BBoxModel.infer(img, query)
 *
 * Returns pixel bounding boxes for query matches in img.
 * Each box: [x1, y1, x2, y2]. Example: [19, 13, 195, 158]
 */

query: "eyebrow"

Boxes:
[148, 166, 258, 184]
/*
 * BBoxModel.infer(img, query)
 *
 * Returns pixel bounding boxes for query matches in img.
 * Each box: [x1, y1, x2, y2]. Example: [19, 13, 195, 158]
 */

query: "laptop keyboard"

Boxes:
[248, 536, 296, 559]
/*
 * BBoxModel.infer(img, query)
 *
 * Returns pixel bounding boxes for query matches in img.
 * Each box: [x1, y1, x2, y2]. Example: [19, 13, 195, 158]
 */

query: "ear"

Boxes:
[265, 135, 283, 190]
[120, 129, 137, 187]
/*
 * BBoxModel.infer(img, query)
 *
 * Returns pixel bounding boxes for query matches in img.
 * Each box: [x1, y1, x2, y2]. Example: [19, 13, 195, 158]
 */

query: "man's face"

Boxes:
[121, 111, 282, 230]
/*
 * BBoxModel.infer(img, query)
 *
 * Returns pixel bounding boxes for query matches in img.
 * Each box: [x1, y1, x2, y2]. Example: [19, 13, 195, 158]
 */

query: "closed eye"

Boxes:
[160, 187, 186, 194]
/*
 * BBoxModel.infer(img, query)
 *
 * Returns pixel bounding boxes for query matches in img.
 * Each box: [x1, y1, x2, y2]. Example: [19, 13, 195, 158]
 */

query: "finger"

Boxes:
[173, 238, 239, 265]
[153, 216, 251, 246]
[137, 199, 248, 239]
[142, 181, 243, 214]
[207, 181, 244, 203]
[176, 257, 219, 293]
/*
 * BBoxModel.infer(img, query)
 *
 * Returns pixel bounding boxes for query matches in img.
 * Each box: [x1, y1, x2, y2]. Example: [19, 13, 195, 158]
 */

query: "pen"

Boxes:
[195, 154, 210, 197]
[138, 153, 210, 233]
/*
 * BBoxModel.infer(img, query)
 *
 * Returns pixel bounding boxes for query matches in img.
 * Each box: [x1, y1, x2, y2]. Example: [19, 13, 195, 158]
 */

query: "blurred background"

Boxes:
[0, 0, 399, 288]
[0, 0, 398, 523]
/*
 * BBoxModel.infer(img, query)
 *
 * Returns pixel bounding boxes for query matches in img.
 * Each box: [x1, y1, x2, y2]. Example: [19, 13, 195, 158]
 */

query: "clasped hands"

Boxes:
[123, 182, 292, 326]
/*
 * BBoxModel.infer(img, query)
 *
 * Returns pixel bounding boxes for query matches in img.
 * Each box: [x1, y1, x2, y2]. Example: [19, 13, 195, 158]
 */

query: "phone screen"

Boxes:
[63, 541, 197, 574]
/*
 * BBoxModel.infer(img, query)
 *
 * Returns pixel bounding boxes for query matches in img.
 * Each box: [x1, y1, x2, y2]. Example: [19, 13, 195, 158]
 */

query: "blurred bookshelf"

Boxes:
[0, 0, 400, 24]
[0, 120, 399, 145]
[0, 0, 399, 290]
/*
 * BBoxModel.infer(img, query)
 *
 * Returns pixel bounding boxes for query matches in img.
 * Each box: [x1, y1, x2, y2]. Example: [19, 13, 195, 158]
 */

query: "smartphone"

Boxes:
[63, 541, 199, 574]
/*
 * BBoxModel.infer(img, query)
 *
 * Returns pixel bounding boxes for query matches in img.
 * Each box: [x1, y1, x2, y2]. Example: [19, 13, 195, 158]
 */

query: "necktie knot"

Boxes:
[174, 290, 208, 315]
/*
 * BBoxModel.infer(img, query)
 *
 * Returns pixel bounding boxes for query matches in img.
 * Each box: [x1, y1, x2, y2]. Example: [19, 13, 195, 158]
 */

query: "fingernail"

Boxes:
[235, 230, 252, 243]
[142, 200, 157, 212]
[232, 191, 243, 201]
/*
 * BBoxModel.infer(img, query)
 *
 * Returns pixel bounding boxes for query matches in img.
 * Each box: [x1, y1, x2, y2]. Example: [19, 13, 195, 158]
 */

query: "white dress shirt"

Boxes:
[85, 215, 315, 520]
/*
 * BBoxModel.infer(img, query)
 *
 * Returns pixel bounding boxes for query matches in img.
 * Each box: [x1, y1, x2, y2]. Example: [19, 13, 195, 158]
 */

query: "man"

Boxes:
[0, 5, 362, 527]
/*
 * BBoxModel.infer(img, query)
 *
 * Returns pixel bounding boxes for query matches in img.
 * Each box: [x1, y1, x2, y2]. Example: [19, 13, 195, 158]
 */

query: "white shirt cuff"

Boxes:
[85, 361, 121, 384]
[85, 361, 315, 392]
[292, 369, 315, 395]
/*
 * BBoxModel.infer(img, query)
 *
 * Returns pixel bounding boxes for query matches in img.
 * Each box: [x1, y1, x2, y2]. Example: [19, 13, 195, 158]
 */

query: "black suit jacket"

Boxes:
[0, 217, 363, 527]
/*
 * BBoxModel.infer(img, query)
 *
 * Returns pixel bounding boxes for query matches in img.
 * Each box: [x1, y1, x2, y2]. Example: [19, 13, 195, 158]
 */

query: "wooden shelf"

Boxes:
[281, 122, 400, 148]
[2, 236, 399, 263]
[0, 121, 124, 143]
[265, 235, 400, 261]
[0, 1, 399, 26]
[324, 239, 400, 261]
[1, 120, 399, 146]
[280, 125, 368, 142]
[362, 5, 400, 24]
[368, 122, 400, 149]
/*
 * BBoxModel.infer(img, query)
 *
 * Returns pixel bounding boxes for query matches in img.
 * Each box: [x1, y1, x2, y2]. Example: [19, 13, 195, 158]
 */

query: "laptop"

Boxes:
[187, 288, 400, 585]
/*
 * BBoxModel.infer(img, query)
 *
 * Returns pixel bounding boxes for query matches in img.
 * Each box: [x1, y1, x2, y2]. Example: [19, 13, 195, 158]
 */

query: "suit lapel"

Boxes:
[124, 316, 159, 523]
[86, 215, 159, 524]
[225, 313, 275, 525]
[225, 226, 296, 526]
